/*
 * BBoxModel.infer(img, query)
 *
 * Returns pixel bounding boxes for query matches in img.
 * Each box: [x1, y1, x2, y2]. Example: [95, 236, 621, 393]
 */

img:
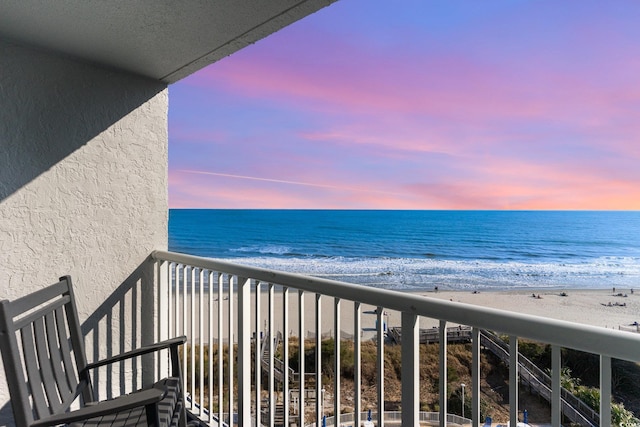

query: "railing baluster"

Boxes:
[509, 335, 519, 427]
[551, 344, 561, 427]
[180, 265, 188, 408]
[189, 267, 195, 411]
[268, 283, 275, 427]
[198, 268, 204, 416]
[298, 290, 305, 427]
[174, 262, 179, 342]
[157, 259, 169, 380]
[227, 275, 234, 425]
[334, 297, 341, 424]
[207, 271, 214, 424]
[217, 273, 223, 425]
[472, 327, 480, 427]
[315, 293, 322, 427]
[354, 301, 361, 427]
[439, 320, 447, 427]
[600, 355, 612, 427]
[238, 277, 251, 426]
[376, 306, 384, 427]
[255, 280, 261, 425]
[283, 287, 290, 427]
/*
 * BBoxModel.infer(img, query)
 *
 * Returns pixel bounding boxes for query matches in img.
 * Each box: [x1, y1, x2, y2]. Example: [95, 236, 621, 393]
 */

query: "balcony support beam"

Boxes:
[238, 277, 251, 426]
[401, 312, 419, 427]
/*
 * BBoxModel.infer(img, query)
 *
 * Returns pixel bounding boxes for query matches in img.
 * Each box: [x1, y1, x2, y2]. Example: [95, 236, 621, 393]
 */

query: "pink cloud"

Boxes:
[188, 39, 640, 130]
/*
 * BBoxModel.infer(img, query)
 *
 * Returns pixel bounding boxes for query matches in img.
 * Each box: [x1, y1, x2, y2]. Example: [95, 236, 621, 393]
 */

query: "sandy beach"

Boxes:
[174, 287, 640, 343]
[421, 287, 639, 331]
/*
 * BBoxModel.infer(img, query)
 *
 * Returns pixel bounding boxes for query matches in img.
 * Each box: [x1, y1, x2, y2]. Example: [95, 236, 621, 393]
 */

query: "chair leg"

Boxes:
[178, 403, 187, 427]
[146, 403, 160, 427]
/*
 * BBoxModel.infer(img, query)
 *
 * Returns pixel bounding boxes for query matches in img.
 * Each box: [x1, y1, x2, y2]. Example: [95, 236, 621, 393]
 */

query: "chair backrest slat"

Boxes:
[33, 315, 64, 414]
[48, 307, 77, 405]
[19, 323, 50, 419]
[13, 296, 69, 331]
[7, 281, 69, 320]
[62, 276, 93, 404]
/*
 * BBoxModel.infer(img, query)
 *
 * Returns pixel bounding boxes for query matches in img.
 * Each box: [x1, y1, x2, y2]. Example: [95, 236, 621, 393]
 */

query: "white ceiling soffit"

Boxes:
[0, 0, 337, 84]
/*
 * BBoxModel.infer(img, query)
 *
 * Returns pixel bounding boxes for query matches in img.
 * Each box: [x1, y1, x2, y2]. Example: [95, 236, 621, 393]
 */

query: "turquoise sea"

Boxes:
[169, 210, 640, 291]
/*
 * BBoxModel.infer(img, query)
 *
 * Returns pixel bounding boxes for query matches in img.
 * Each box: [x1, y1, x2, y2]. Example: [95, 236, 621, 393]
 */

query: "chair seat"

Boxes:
[70, 378, 182, 427]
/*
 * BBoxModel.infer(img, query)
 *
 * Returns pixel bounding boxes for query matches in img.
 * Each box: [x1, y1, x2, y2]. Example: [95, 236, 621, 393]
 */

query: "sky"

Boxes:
[168, 0, 640, 210]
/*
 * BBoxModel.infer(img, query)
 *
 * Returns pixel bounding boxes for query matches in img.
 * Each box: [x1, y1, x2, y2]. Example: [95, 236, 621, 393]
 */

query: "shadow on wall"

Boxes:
[0, 39, 165, 202]
[0, 257, 159, 424]
[81, 257, 159, 400]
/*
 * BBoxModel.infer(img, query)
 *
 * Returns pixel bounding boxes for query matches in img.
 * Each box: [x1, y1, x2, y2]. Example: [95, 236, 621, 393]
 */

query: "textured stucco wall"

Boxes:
[0, 40, 168, 424]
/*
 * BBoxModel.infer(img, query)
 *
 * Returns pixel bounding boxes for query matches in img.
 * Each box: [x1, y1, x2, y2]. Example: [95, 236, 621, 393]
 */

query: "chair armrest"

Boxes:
[84, 336, 187, 371]
[30, 387, 166, 427]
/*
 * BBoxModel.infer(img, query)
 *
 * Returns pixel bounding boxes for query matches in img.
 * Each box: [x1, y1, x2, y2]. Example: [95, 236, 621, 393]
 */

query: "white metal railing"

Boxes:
[307, 411, 472, 426]
[479, 331, 598, 426]
[151, 250, 640, 427]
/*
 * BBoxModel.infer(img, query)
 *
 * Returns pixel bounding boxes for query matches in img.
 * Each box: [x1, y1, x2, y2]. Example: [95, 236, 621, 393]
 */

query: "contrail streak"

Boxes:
[178, 169, 408, 196]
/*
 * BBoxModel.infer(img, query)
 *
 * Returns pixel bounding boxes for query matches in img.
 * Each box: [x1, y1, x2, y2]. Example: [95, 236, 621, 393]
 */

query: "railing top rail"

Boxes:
[152, 250, 640, 362]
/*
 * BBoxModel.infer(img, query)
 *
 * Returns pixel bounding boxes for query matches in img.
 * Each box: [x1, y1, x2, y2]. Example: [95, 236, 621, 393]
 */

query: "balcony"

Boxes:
[150, 250, 640, 427]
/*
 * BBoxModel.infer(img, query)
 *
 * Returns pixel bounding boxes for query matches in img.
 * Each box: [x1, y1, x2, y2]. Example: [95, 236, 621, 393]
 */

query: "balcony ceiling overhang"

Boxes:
[0, 0, 336, 84]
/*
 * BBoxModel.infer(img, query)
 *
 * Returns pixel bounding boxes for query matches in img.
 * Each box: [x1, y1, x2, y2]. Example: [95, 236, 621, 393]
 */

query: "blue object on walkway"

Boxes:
[368, 409, 372, 421]
[523, 409, 528, 424]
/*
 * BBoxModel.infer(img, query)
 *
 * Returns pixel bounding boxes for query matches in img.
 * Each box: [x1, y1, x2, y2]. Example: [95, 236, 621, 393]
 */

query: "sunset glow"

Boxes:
[169, 0, 640, 209]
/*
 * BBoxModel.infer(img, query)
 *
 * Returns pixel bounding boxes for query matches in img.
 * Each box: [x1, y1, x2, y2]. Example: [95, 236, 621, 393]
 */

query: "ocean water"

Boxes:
[169, 210, 640, 291]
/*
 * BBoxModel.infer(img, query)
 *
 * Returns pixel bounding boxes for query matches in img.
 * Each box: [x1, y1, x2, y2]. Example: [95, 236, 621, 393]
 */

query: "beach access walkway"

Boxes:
[387, 327, 598, 427]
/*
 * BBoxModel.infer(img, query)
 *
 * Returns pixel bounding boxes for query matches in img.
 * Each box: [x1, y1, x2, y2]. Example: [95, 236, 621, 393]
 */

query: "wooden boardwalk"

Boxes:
[387, 325, 473, 344]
